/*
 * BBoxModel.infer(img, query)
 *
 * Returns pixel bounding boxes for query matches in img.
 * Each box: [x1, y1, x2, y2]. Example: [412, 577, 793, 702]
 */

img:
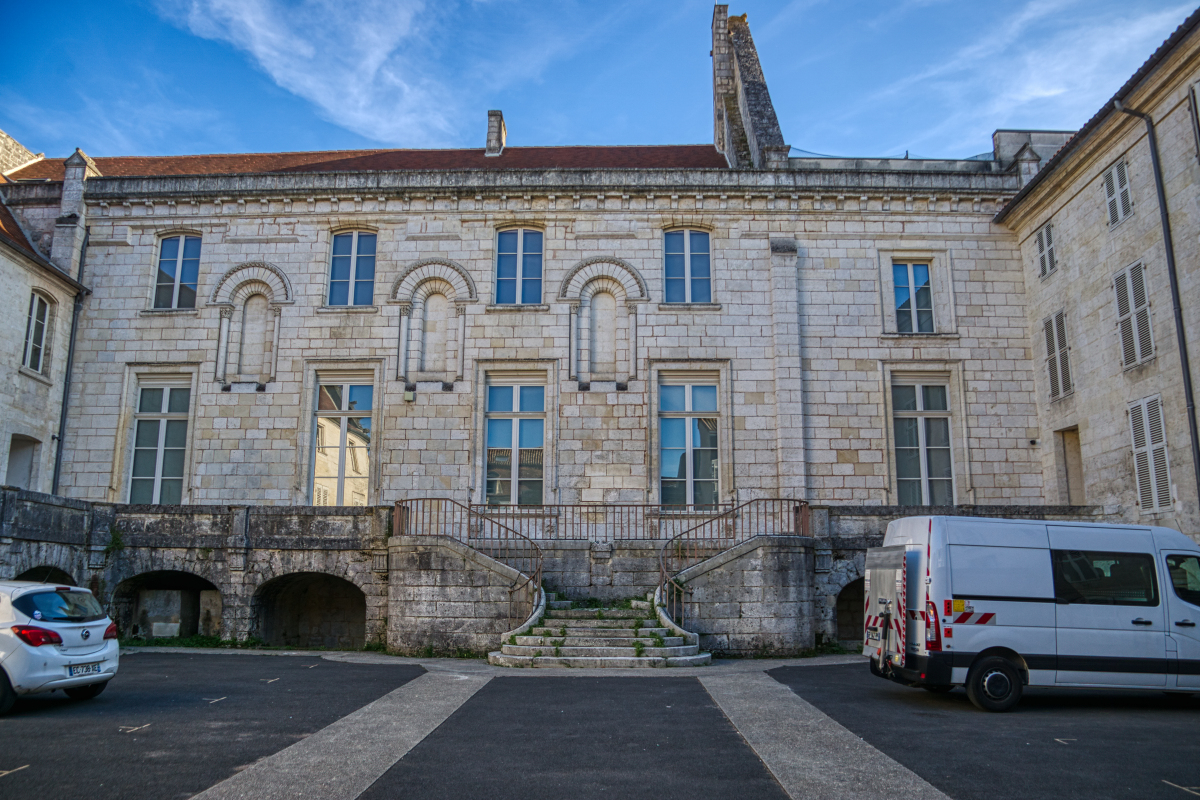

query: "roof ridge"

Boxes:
[75, 143, 718, 161]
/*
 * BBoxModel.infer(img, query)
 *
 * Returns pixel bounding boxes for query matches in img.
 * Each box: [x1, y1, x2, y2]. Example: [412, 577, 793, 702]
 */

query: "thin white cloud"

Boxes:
[157, 0, 455, 146]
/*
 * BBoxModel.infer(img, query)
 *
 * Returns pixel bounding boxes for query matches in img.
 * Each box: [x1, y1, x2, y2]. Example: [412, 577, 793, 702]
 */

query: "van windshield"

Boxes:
[13, 590, 107, 622]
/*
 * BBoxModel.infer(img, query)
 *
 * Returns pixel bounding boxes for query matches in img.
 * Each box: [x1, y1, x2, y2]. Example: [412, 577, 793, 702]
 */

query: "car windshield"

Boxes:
[13, 590, 106, 623]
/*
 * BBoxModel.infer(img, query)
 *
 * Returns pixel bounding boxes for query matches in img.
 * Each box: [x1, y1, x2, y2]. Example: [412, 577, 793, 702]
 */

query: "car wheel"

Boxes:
[869, 657, 884, 677]
[966, 656, 1023, 712]
[922, 684, 954, 693]
[65, 682, 108, 701]
[0, 670, 14, 715]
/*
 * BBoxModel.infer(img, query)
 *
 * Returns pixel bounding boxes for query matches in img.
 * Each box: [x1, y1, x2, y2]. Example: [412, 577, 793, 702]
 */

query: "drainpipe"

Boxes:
[51, 226, 88, 495]
[1115, 100, 1200, 514]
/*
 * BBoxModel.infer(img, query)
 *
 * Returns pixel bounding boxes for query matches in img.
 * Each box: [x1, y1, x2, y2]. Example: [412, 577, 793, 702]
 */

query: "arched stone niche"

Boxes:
[558, 258, 646, 384]
[390, 259, 477, 384]
[207, 262, 293, 385]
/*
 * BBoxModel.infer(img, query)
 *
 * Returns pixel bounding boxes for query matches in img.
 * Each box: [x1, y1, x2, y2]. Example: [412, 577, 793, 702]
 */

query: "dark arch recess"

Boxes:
[254, 572, 365, 650]
[110, 570, 221, 640]
[836, 577, 865, 645]
[14, 566, 77, 586]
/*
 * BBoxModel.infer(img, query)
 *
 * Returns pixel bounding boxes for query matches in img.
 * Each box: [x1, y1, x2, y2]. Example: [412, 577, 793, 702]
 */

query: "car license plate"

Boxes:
[69, 663, 101, 677]
[865, 627, 880, 641]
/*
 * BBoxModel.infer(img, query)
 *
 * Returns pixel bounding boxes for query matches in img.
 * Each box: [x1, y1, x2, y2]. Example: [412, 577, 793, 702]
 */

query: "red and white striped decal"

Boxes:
[951, 612, 996, 625]
[865, 614, 882, 629]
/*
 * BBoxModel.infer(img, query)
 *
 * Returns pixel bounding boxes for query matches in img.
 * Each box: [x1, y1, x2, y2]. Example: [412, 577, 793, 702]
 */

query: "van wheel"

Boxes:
[869, 658, 884, 677]
[0, 671, 14, 715]
[65, 682, 107, 701]
[966, 657, 1022, 712]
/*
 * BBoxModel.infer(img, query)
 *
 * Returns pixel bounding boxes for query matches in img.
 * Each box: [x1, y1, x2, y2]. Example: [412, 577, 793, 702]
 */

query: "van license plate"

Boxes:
[69, 663, 101, 677]
[865, 628, 880, 641]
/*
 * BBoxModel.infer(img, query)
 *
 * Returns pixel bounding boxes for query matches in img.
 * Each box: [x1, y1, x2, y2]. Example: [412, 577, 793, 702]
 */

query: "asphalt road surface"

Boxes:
[0, 652, 424, 800]
[770, 662, 1200, 800]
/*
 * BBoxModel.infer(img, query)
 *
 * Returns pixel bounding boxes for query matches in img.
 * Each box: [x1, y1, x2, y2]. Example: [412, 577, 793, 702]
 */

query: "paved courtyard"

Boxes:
[1, 651, 1198, 799]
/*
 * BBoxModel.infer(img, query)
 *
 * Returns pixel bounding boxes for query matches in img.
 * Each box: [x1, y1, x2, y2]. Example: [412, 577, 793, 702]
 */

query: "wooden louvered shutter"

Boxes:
[1130, 263, 1154, 362]
[1044, 224, 1056, 273]
[1045, 317, 1060, 398]
[1105, 167, 1120, 226]
[1055, 310, 1071, 394]
[1146, 396, 1171, 510]
[1036, 229, 1048, 277]
[1114, 270, 1137, 366]
[1130, 400, 1155, 509]
[1116, 160, 1133, 219]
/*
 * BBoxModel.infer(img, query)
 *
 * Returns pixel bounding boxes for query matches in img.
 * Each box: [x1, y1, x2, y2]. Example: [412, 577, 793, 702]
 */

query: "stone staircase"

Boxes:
[488, 592, 711, 668]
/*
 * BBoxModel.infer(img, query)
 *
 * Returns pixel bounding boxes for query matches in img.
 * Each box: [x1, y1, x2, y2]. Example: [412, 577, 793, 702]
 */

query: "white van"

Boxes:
[864, 516, 1200, 711]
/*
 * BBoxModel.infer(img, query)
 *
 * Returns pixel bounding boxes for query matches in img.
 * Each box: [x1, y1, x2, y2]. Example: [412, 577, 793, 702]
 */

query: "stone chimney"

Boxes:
[485, 110, 506, 157]
[49, 148, 99, 276]
[712, 10, 788, 169]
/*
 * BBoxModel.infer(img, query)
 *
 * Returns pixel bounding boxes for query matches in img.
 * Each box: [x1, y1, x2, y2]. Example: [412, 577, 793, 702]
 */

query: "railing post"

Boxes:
[393, 500, 405, 537]
[800, 503, 811, 537]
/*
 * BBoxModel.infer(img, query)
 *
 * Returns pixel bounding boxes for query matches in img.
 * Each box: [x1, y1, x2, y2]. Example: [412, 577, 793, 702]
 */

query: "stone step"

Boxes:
[532, 618, 655, 630]
[543, 592, 558, 601]
[500, 644, 699, 658]
[545, 600, 573, 610]
[631, 599, 652, 610]
[513, 635, 684, 647]
[527, 626, 672, 638]
[544, 608, 650, 620]
[487, 652, 712, 669]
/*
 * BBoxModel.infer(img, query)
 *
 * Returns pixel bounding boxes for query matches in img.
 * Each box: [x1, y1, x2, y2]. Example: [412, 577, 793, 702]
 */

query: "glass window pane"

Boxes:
[312, 477, 338, 506]
[496, 253, 517, 280]
[330, 255, 351, 281]
[690, 253, 710, 278]
[897, 479, 923, 506]
[519, 386, 544, 412]
[522, 230, 542, 253]
[160, 236, 180, 262]
[355, 254, 376, 280]
[488, 386, 513, 412]
[518, 419, 544, 448]
[661, 480, 687, 506]
[135, 419, 160, 449]
[497, 230, 518, 253]
[660, 386, 685, 412]
[496, 280, 516, 305]
[917, 309, 934, 333]
[1167, 555, 1200, 606]
[179, 258, 199, 286]
[329, 281, 349, 306]
[356, 233, 376, 255]
[693, 448, 718, 480]
[158, 479, 183, 505]
[1053, 550, 1158, 606]
[344, 447, 369, 477]
[131, 448, 158, 478]
[660, 450, 685, 479]
[926, 446, 952, 479]
[521, 279, 542, 305]
[522, 252, 542, 281]
[925, 417, 950, 448]
[154, 284, 175, 309]
[346, 418, 371, 447]
[332, 233, 353, 256]
[928, 480, 953, 506]
[517, 480, 543, 506]
[912, 264, 930, 292]
[892, 386, 917, 411]
[486, 482, 512, 505]
[693, 480, 718, 508]
[691, 278, 712, 303]
[318, 385, 343, 411]
[164, 420, 188, 448]
[691, 386, 717, 412]
[344, 478, 369, 506]
[664, 231, 684, 254]
[690, 231, 709, 254]
[923, 385, 948, 411]
[893, 264, 909, 290]
[487, 418, 513, 448]
[893, 417, 919, 448]
[176, 284, 197, 309]
[139, 388, 164, 413]
[895, 447, 921, 479]
[665, 278, 686, 303]
[347, 384, 373, 412]
[895, 286, 912, 333]
[129, 479, 154, 504]
[661, 417, 685, 448]
[161, 448, 185, 478]
[168, 388, 191, 413]
[518, 449, 544, 480]
[693, 418, 718, 448]
[353, 280, 374, 306]
[665, 253, 686, 279]
[182, 236, 201, 259]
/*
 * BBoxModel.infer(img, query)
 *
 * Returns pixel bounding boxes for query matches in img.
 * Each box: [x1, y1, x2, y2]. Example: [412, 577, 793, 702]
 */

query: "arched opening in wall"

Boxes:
[421, 292, 449, 373]
[238, 293, 270, 379]
[836, 578, 864, 647]
[255, 573, 365, 649]
[110, 571, 222, 640]
[589, 291, 617, 377]
[14, 566, 76, 585]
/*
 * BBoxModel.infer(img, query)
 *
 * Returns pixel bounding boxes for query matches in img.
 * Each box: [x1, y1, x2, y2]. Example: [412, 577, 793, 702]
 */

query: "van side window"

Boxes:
[1167, 555, 1200, 607]
[1052, 550, 1159, 607]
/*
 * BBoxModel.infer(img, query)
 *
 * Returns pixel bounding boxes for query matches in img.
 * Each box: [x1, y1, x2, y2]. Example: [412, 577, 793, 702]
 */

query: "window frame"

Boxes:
[663, 229, 712, 304]
[494, 228, 543, 306]
[327, 230, 377, 307]
[128, 383, 192, 505]
[892, 262, 934, 334]
[311, 380, 374, 506]
[484, 381, 546, 506]
[21, 291, 50, 373]
[1103, 158, 1134, 228]
[1035, 222, 1057, 278]
[891, 381, 955, 506]
[657, 381, 720, 508]
[1114, 262, 1154, 368]
[1044, 309, 1073, 400]
[154, 234, 202, 310]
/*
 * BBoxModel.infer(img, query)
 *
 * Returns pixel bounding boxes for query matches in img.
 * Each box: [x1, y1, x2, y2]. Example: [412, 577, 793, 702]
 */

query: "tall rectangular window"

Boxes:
[312, 382, 373, 506]
[154, 235, 201, 309]
[486, 384, 544, 505]
[893, 383, 953, 506]
[129, 385, 191, 504]
[1114, 262, 1154, 367]
[22, 293, 48, 373]
[1103, 159, 1133, 227]
[893, 263, 933, 333]
[1044, 310, 1072, 399]
[1036, 223, 1057, 278]
[1129, 395, 1171, 512]
[495, 229, 542, 305]
[659, 382, 719, 507]
[664, 230, 711, 303]
[328, 232, 376, 306]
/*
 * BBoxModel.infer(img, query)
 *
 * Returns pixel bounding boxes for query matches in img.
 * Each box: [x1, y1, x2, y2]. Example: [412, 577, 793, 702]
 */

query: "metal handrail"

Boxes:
[466, 503, 734, 542]
[657, 498, 809, 628]
[394, 498, 544, 627]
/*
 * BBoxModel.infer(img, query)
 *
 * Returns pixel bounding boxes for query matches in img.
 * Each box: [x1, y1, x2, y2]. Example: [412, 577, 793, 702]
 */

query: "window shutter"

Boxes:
[1104, 167, 1120, 225]
[1131, 263, 1154, 361]
[1036, 229, 1048, 277]
[1044, 317, 1060, 398]
[1114, 271, 1137, 366]
[1129, 400, 1155, 509]
[1146, 397, 1171, 509]
[1044, 224, 1056, 272]
[1116, 160, 1132, 218]
[1055, 310, 1072, 395]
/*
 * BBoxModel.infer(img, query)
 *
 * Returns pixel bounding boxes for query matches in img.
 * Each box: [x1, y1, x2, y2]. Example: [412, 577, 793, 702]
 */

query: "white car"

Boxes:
[0, 580, 119, 714]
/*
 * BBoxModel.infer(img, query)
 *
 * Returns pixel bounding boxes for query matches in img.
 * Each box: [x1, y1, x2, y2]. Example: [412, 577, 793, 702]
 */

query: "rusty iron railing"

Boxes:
[466, 503, 733, 542]
[394, 498, 543, 627]
[658, 499, 809, 628]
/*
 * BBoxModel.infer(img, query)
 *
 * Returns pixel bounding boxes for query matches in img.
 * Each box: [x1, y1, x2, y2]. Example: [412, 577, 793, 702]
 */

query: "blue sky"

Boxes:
[0, 0, 1193, 160]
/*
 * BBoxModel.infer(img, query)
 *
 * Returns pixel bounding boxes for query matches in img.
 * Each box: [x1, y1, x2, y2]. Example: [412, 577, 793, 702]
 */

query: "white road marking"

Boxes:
[0, 765, 29, 779]
[208, 697, 227, 704]
[119, 724, 151, 733]
[1164, 780, 1200, 796]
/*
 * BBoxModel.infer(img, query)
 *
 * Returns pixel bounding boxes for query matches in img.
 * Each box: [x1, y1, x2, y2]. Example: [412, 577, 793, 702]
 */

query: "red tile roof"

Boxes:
[7, 144, 729, 181]
[0, 198, 40, 261]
